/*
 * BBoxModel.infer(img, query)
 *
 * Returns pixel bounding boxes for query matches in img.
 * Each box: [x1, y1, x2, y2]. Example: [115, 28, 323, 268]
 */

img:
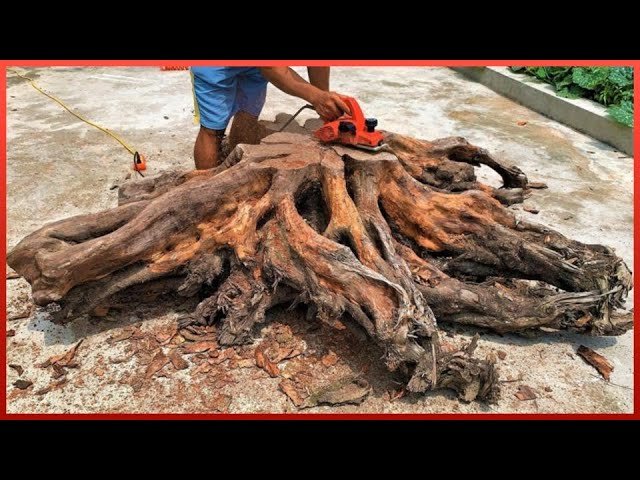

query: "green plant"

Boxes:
[509, 66, 634, 127]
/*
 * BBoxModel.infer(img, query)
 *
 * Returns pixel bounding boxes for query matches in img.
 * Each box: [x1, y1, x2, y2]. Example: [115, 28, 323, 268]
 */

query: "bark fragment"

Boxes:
[577, 345, 614, 381]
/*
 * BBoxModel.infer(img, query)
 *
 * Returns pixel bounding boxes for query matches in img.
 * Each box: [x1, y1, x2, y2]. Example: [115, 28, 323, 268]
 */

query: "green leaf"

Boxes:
[607, 100, 634, 127]
[546, 67, 571, 82]
[510, 66, 526, 72]
[608, 67, 633, 87]
[620, 89, 634, 101]
[572, 67, 609, 90]
[554, 75, 574, 89]
[533, 67, 549, 80]
[557, 84, 587, 99]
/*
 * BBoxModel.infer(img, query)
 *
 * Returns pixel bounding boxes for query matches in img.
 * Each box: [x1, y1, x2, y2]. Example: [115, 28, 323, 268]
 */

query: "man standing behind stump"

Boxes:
[191, 66, 350, 169]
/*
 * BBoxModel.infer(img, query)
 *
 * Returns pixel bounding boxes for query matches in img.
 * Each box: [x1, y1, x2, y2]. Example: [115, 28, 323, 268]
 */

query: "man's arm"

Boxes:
[307, 67, 330, 91]
[259, 67, 349, 121]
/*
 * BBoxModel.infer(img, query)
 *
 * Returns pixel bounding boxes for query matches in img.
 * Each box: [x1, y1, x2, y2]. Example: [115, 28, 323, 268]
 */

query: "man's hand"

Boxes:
[310, 91, 351, 121]
[259, 67, 351, 122]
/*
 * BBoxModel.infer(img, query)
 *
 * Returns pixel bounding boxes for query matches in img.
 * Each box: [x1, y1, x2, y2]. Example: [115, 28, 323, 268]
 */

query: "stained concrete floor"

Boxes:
[5, 67, 634, 414]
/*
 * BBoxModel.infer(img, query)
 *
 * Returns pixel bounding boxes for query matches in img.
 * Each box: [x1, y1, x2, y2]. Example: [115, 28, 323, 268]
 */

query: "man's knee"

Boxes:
[229, 110, 266, 148]
[199, 126, 225, 138]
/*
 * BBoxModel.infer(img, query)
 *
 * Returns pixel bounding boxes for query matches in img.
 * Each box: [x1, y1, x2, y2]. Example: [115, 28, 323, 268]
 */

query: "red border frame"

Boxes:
[2, 60, 638, 420]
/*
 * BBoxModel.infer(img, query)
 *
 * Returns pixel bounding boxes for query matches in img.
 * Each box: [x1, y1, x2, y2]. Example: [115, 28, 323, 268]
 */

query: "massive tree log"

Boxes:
[7, 128, 632, 402]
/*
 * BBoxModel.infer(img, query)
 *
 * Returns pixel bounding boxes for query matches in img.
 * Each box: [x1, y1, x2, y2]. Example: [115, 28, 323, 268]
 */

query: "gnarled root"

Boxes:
[8, 130, 632, 402]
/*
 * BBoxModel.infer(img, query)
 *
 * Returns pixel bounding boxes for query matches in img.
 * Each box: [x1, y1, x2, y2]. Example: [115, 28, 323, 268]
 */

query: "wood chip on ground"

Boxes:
[515, 385, 537, 401]
[577, 345, 614, 380]
[144, 350, 169, 378]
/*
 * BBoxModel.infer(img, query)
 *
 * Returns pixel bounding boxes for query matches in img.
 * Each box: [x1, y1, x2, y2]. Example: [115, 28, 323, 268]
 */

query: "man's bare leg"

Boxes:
[194, 126, 224, 169]
[228, 110, 267, 151]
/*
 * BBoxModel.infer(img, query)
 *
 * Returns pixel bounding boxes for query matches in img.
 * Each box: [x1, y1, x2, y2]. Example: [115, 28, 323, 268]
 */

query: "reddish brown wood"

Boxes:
[8, 131, 632, 402]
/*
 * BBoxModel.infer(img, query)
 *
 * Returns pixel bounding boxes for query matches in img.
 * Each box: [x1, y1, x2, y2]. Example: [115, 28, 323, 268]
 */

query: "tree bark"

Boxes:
[8, 129, 632, 402]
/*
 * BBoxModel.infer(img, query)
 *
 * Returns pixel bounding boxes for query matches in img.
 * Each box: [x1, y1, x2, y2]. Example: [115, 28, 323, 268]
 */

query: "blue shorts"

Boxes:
[191, 67, 268, 130]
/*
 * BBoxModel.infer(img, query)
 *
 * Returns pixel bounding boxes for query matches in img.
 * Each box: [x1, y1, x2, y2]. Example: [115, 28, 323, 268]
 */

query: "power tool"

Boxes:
[314, 96, 386, 151]
[279, 96, 387, 152]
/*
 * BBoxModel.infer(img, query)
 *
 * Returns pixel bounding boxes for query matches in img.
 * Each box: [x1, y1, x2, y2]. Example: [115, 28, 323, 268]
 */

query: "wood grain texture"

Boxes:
[8, 131, 632, 402]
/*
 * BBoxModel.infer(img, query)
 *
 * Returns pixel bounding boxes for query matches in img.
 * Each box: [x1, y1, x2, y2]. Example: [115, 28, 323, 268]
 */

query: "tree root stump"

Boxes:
[8, 127, 632, 403]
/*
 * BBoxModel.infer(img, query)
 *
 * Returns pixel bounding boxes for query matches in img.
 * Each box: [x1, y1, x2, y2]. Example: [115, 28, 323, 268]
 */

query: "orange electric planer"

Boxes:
[278, 97, 388, 152]
[314, 96, 387, 151]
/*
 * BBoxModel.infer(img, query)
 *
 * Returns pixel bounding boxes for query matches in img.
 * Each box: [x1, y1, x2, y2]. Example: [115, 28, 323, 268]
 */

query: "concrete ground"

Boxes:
[5, 67, 634, 414]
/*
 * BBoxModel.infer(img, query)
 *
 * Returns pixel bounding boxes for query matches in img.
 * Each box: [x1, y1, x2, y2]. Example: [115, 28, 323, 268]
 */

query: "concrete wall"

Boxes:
[453, 67, 633, 156]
